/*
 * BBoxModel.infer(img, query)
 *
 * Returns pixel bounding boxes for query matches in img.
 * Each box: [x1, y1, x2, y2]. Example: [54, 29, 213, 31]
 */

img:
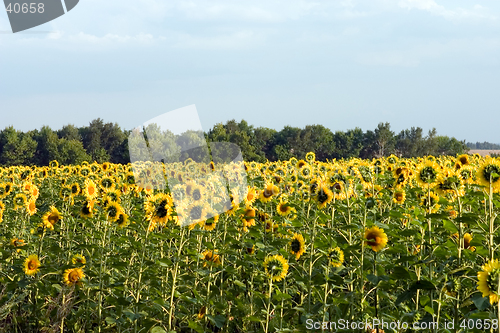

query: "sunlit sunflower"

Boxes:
[420, 191, 441, 213]
[259, 183, 279, 203]
[80, 200, 95, 218]
[477, 259, 500, 304]
[477, 157, 500, 191]
[72, 254, 86, 266]
[316, 183, 333, 209]
[201, 250, 221, 267]
[463, 233, 475, 251]
[63, 268, 85, 286]
[457, 154, 470, 166]
[244, 186, 258, 205]
[116, 212, 129, 228]
[201, 216, 218, 231]
[242, 206, 256, 228]
[328, 247, 344, 267]
[197, 306, 207, 320]
[415, 161, 440, 188]
[10, 238, 25, 247]
[290, 233, 306, 260]
[14, 193, 27, 211]
[26, 198, 37, 216]
[83, 179, 98, 200]
[42, 206, 62, 230]
[24, 254, 41, 275]
[264, 254, 289, 282]
[393, 189, 406, 205]
[106, 201, 124, 222]
[364, 226, 388, 252]
[277, 200, 294, 216]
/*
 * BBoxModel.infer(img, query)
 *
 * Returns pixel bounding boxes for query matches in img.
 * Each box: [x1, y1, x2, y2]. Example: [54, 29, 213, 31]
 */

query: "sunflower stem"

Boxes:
[265, 277, 273, 333]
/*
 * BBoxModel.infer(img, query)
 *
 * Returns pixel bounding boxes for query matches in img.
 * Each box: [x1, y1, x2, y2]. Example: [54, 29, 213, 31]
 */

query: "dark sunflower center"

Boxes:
[193, 189, 201, 201]
[483, 165, 500, 183]
[48, 214, 59, 224]
[190, 206, 202, 220]
[291, 239, 301, 253]
[317, 190, 329, 204]
[108, 206, 118, 218]
[420, 166, 438, 183]
[155, 206, 168, 218]
[263, 188, 273, 198]
[28, 261, 37, 270]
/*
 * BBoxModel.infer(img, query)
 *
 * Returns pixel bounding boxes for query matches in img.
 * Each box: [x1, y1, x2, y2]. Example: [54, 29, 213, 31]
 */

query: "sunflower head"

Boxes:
[72, 254, 86, 266]
[328, 247, 344, 267]
[24, 254, 41, 275]
[42, 206, 62, 230]
[393, 189, 406, 205]
[478, 259, 500, 304]
[264, 254, 289, 282]
[63, 268, 85, 286]
[364, 226, 388, 252]
[290, 233, 306, 260]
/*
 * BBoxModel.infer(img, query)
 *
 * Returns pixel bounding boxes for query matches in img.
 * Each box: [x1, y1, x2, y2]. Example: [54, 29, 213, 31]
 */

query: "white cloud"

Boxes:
[397, 0, 496, 20]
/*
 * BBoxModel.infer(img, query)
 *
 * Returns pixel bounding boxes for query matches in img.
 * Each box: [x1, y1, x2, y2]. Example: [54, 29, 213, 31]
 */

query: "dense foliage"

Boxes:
[0, 120, 469, 167]
[2, 153, 500, 332]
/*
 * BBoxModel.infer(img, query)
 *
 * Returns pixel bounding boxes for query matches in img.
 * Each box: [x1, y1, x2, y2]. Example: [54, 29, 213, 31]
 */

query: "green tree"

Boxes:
[0, 127, 37, 166]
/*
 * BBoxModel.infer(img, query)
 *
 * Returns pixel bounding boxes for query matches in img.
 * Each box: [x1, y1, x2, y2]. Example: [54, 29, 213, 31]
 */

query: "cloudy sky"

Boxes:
[1, 0, 499, 142]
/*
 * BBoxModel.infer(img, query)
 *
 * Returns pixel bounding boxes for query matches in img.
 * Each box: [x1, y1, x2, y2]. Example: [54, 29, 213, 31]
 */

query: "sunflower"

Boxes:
[201, 216, 217, 231]
[42, 206, 62, 230]
[72, 254, 86, 266]
[30, 185, 40, 199]
[420, 191, 441, 213]
[276, 200, 294, 216]
[106, 201, 124, 222]
[70, 183, 81, 197]
[0, 201, 4, 223]
[26, 198, 37, 216]
[63, 268, 85, 286]
[259, 183, 279, 203]
[83, 179, 98, 200]
[477, 259, 500, 304]
[99, 176, 115, 190]
[244, 186, 258, 205]
[201, 250, 221, 267]
[197, 306, 207, 320]
[316, 183, 333, 209]
[328, 247, 344, 267]
[393, 189, 406, 205]
[463, 233, 475, 251]
[10, 238, 25, 247]
[364, 226, 388, 252]
[264, 254, 289, 282]
[299, 165, 313, 179]
[290, 233, 306, 260]
[457, 154, 470, 166]
[242, 206, 256, 227]
[246, 245, 256, 255]
[14, 193, 27, 211]
[80, 200, 95, 218]
[116, 212, 129, 228]
[415, 161, 440, 188]
[296, 160, 307, 169]
[477, 157, 500, 191]
[24, 254, 41, 275]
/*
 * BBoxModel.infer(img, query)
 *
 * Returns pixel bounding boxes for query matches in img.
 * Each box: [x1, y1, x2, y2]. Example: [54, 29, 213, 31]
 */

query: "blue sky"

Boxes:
[1, 0, 499, 142]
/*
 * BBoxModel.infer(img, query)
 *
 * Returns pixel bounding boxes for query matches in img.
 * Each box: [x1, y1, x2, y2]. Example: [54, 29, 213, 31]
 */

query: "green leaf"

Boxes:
[390, 266, 411, 280]
[471, 292, 490, 311]
[443, 220, 458, 233]
[366, 274, 379, 285]
[206, 315, 226, 328]
[424, 305, 434, 315]
[150, 327, 167, 333]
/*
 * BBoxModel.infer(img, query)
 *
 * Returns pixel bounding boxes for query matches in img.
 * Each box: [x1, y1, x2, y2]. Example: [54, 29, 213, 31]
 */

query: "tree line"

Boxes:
[466, 142, 500, 150]
[0, 119, 469, 167]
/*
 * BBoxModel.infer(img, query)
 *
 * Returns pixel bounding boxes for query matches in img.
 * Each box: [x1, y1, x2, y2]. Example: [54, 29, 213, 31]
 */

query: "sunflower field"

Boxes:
[2, 153, 500, 332]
